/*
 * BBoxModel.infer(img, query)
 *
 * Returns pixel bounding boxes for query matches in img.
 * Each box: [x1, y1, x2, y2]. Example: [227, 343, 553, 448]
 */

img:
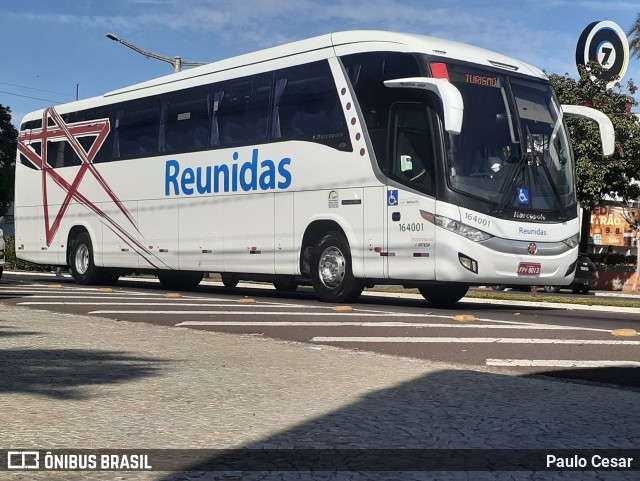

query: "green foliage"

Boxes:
[3, 235, 51, 271]
[0, 104, 18, 216]
[548, 63, 640, 207]
[629, 12, 640, 59]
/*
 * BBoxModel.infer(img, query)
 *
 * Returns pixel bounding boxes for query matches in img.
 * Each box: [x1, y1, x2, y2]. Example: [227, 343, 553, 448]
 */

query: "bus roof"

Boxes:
[105, 30, 546, 97]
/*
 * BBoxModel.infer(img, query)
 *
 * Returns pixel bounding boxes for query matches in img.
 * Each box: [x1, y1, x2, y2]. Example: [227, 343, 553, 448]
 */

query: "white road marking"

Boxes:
[486, 359, 640, 368]
[310, 336, 640, 345]
[19, 302, 323, 308]
[175, 321, 610, 332]
[88, 310, 424, 316]
[10, 296, 222, 301]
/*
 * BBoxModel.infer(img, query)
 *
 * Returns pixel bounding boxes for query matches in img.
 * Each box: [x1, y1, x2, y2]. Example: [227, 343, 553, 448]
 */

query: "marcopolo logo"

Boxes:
[165, 148, 292, 196]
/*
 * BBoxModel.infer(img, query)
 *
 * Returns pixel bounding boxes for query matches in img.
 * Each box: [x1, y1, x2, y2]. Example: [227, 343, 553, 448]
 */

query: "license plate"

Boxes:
[517, 262, 541, 276]
[580, 266, 589, 271]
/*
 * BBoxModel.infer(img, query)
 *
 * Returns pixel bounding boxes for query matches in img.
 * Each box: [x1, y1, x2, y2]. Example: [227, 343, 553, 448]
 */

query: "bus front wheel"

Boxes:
[70, 232, 100, 285]
[310, 231, 362, 303]
[418, 283, 469, 307]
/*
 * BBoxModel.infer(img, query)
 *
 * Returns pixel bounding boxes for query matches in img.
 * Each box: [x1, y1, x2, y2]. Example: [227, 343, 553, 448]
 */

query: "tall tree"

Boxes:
[548, 63, 640, 249]
[0, 104, 18, 216]
[629, 12, 640, 59]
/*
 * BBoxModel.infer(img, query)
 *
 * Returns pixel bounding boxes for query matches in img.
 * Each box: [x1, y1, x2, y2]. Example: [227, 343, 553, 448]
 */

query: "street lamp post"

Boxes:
[106, 33, 206, 72]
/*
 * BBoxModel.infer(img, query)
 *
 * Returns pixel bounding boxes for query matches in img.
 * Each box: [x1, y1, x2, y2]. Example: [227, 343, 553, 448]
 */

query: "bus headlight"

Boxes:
[434, 215, 493, 242]
[562, 233, 579, 248]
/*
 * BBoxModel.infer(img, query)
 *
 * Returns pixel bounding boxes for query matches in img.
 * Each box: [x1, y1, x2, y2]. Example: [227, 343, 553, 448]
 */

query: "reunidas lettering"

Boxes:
[518, 226, 547, 236]
[165, 149, 292, 196]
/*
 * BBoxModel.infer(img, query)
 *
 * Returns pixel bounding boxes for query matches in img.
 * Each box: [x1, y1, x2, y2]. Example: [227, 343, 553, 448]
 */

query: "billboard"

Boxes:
[576, 21, 630, 89]
[589, 204, 637, 246]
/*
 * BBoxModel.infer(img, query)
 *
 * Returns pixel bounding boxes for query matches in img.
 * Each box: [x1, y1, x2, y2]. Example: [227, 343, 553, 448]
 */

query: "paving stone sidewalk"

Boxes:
[0, 304, 638, 481]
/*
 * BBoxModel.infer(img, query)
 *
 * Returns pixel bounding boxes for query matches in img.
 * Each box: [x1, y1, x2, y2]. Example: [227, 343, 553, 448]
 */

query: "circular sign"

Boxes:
[576, 20, 629, 89]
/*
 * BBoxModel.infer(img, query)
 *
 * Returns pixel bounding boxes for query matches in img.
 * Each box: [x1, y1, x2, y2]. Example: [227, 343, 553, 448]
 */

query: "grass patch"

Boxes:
[464, 290, 640, 308]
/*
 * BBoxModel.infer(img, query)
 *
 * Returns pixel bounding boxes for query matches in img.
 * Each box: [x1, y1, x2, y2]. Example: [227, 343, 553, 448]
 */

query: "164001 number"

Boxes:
[464, 212, 491, 228]
[398, 223, 424, 232]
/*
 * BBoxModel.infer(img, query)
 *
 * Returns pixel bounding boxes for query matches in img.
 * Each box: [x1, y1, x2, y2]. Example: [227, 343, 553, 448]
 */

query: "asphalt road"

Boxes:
[1, 271, 639, 390]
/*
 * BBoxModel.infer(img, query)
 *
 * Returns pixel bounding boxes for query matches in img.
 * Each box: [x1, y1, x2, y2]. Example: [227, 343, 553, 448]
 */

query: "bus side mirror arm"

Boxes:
[561, 104, 615, 157]
[384, 77, 464, 135]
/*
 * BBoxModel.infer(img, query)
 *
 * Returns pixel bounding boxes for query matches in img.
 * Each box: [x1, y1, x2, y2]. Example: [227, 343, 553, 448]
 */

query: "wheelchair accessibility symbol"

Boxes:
[517, 188, 529, 205]
[387, 189, 399, 206]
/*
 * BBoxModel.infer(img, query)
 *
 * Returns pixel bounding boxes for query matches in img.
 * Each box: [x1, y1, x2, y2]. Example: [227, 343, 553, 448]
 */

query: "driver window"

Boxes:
[389, 103, 436, 196]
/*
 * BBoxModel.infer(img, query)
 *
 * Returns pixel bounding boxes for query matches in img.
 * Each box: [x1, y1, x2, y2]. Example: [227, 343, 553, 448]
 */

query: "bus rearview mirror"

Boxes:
[561, 104, 615, 156]
[384, 77, 464, 135]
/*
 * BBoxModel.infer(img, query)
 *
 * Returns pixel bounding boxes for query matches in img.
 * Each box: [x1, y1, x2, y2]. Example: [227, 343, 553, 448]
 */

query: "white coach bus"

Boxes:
[15, 31, 614, 305]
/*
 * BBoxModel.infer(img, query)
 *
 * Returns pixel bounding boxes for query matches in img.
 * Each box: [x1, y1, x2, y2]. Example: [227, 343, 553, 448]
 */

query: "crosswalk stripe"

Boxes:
[310, 336, 640, 345]
[175, 321, 610, 331]
[486, 359, 640, 367]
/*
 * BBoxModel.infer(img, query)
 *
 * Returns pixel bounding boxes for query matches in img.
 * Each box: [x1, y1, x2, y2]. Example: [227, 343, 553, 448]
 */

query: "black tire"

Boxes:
[97, 270, 120, 286]
[543, 286, 561, 293]
[310, 231, 363, 303]
[70, 232, 101, 285]
[491, 285, 506, 291]
[273, 277, 299, 292]
[158, 271, 203, 291]
[0, 266, 3, 280]
[418, 283, 469, 307]
[221, 274, 239, 288]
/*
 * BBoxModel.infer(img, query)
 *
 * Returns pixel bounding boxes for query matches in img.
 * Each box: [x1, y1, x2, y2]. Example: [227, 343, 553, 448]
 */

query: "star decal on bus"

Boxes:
[17, 107, 161, 268]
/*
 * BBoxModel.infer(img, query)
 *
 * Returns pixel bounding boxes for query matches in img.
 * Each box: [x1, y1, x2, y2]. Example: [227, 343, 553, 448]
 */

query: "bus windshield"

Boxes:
[442, 63, 576, 221]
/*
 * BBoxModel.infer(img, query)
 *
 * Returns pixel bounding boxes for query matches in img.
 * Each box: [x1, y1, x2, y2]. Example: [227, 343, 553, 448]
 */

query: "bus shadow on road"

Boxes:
[152, 368, 640, 479]
[527, 367, 640, 390]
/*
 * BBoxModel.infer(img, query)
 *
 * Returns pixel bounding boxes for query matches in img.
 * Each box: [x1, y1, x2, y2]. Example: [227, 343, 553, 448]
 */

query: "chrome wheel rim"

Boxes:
[74, 244, 89, 275]
[318, 246, 345, 288]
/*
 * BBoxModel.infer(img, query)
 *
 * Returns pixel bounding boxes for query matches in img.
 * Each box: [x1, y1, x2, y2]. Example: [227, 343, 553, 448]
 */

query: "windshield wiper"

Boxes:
[532, 157, 567, 221]
[491, 153, 528, 215]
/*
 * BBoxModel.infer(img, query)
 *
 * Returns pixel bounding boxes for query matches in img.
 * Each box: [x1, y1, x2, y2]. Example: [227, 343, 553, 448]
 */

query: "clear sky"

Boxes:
[1, 0, 639, 126]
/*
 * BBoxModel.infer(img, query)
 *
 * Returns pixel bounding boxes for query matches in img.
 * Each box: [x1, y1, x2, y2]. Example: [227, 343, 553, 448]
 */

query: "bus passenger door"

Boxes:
[385, 103, 437, 280]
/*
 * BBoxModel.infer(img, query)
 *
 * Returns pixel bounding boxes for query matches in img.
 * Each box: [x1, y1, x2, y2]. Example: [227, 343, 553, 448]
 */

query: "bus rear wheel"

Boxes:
[273, 277, 299, 292]
[158, 271, 203, 291]
[418, 283, 469, 307]
[310, 231, 362, 303]
[221, 274, 239, 288]
[70, 232, 101, 285]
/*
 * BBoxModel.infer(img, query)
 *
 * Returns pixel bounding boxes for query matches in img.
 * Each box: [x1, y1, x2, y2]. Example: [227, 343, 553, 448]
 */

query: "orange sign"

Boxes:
[590, 205, 637, 246]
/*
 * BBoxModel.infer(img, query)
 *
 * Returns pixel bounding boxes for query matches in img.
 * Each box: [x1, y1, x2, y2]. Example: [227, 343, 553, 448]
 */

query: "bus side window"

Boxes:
[47, 113, 81, 168]
[389, 103, 436, 196]
[18, 120, 43, 170]
[159, 87, 210, 154]
[47, 140, 77, 168]
[341, 52, 421, 168]
[215, 74, 272, 149]
[114, 99, 160, 159]
[74, 107, 114, 164]
[275, 60, 351, 151]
